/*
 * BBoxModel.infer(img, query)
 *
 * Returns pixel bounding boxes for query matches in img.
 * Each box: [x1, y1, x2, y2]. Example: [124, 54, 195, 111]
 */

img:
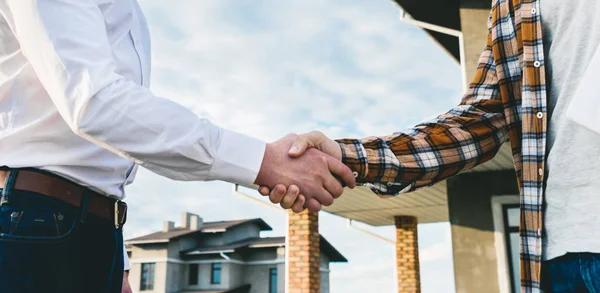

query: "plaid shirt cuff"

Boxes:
[336, 138, 414, 196]
[336, 139, 368, 182]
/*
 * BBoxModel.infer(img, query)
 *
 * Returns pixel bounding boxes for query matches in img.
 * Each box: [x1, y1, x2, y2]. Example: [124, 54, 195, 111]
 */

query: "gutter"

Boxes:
[393, 2, 468, 93]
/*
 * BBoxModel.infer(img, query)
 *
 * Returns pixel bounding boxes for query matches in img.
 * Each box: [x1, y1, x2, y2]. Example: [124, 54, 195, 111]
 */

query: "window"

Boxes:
[140, 263, 155, 291]
[269, 268, 278, 293]
[189, 264, 199, 285]
[211, 263, 222, 284]
[503, 205, 520, 293]
[492, 196, 520, 293]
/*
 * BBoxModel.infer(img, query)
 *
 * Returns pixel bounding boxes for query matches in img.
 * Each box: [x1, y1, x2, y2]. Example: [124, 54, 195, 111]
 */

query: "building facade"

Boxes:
[126, 212, 347, 293]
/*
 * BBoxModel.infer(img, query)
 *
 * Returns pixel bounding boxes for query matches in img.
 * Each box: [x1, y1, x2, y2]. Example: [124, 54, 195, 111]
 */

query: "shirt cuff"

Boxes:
[208, 129, 266, 187]
[123, 243, 131, 270]
[336, 139, 368, 182]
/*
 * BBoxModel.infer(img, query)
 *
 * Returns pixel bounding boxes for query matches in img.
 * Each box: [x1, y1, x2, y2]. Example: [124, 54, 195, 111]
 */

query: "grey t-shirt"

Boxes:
[541, 0, 600, 260]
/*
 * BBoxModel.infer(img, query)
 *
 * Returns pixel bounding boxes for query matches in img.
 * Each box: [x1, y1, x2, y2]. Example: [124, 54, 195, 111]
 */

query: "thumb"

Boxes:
[288, 137, 310, 157]
[288, 131, 325, 157]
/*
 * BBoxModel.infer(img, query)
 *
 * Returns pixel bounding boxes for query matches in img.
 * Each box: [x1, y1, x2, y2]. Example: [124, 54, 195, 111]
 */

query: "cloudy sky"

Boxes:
[125, 0, 463, 292]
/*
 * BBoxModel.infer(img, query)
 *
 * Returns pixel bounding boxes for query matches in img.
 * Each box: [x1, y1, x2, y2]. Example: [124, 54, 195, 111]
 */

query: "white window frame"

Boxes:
[491, 195, 520, 293]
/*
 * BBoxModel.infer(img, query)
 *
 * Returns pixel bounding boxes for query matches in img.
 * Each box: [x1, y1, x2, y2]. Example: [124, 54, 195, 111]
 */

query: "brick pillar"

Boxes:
[395, 216, 421, 293]
[287, 210, 320, 293]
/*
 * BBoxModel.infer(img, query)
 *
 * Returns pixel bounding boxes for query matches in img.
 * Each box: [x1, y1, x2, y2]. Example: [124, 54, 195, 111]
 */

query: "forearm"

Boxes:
[337, 100, 507, 195]
[76, 79, 266, 185]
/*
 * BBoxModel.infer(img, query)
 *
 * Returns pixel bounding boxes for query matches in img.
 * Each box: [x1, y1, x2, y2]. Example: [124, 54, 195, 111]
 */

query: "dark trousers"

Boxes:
[0, 179, 123, 293]
[542, 253, 600, 293]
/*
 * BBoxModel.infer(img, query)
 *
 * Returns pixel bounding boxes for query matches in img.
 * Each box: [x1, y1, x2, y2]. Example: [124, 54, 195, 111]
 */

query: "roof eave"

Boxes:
[125, 239, 169, 245]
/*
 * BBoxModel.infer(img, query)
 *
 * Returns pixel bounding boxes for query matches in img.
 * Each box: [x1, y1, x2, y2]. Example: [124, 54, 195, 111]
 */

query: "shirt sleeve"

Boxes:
[3, 0, 265, 187]
[337, 18, 508, 196]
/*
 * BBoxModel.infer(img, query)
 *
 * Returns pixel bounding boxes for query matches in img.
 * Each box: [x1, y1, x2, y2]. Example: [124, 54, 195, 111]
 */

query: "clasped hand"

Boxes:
[254, 132, 353, 213]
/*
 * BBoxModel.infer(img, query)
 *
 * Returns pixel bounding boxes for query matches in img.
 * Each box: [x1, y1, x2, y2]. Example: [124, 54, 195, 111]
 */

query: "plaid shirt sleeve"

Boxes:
[337, 27, 508, 196]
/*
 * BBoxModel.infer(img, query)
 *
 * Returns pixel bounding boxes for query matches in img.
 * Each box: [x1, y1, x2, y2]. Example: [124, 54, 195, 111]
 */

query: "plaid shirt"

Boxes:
[338, 0, 548, 292]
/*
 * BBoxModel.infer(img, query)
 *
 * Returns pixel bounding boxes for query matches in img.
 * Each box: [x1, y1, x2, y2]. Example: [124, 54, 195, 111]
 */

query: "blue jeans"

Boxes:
[542, 253, 600, 292]
[0, 176, 124, 292]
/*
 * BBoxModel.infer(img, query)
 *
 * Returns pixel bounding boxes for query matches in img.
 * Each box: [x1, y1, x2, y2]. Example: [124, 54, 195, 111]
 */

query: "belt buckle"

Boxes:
[114, 200, 120, 229]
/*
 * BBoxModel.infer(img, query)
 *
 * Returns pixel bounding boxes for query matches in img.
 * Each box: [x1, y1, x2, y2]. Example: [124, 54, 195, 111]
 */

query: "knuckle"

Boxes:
[269, 195, 279, 204]
[334, 185, 344, 196]
[320, 155, 328, 164]
[289, 185, 299, 195]
[309, 168, 322, 178]
[322, 196, 334, 206]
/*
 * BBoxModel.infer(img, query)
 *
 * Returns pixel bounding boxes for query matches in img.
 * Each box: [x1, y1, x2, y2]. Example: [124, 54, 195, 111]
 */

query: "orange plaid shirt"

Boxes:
[338, 1, 549, 291]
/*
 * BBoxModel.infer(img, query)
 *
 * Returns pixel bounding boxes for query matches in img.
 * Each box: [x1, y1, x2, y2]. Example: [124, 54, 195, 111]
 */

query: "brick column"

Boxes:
[395, 216, 421, 293]
[287, 210, 320, 293]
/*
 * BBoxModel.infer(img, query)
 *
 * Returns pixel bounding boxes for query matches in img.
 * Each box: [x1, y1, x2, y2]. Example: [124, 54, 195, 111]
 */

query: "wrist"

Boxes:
[254, 142, 275, 186]
[335, 139, 367, 180]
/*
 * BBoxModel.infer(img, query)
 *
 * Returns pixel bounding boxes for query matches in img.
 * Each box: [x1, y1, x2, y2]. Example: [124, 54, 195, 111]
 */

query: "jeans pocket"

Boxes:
[0, 205, 78, 243]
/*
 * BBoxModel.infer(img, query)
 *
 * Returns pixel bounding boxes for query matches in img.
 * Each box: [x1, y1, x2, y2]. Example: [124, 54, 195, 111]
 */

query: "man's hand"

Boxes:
[264, 184, 308, 213]
[122, 271, 132, 293]
[258, 132, 350, 212]
[254, 133, 355, 212]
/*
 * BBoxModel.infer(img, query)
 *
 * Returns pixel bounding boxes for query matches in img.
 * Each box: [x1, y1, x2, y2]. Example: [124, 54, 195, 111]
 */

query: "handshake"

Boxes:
[253, 131, 357, 213]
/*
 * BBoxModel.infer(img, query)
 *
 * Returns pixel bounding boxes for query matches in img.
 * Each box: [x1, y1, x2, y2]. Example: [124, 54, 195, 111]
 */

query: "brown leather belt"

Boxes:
[0, 169, 127, 228]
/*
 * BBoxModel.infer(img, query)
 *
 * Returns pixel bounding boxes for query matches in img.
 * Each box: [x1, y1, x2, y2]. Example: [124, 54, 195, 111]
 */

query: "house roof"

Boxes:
[319, 236, 348, 263]
[392, 0, 492, 62]
[126, 218, 272, 244]
[182, 237, 285, 255]
[182, 236, 347, 263]
[179, 284, 251, 293]
[393, 0, 461, 61]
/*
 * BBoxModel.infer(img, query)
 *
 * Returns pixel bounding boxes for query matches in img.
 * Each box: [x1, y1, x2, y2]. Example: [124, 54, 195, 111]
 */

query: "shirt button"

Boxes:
[352, 171, 358, 178]
[536, 112, 544, 119]
[534, 61, 541, 68]
[537, 229, 542, 237]
[531, 8, 537, 15]
[538, 168, 544, 176]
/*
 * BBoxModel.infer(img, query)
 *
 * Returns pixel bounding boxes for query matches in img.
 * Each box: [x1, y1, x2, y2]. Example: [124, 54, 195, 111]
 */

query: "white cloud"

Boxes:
[125, 0, 462, 292]
[140, 0, 461, 141]
[420, 227, 453, 263]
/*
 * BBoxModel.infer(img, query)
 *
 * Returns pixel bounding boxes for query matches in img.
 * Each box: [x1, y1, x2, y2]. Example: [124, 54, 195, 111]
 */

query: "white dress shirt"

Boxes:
[0, 0, 266, 270]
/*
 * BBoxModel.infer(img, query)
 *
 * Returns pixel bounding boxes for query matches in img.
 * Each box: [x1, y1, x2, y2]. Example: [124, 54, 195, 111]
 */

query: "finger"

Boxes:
[310, 185, 335, 206]
[321, 173, 344, 201]
[280, 185, 300, 209]
[268, 184, 287, 204]
[258, 186, 270, 196]
[288, 136, 310, 158]
[289, 131, 325, 157]
[326, 155, 356, 189]
[305, 198, 323, 213]
[291, 194, 306, 213]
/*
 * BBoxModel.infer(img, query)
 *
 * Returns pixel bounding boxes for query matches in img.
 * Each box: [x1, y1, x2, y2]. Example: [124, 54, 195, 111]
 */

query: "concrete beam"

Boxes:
[459, 0, 493, 87]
